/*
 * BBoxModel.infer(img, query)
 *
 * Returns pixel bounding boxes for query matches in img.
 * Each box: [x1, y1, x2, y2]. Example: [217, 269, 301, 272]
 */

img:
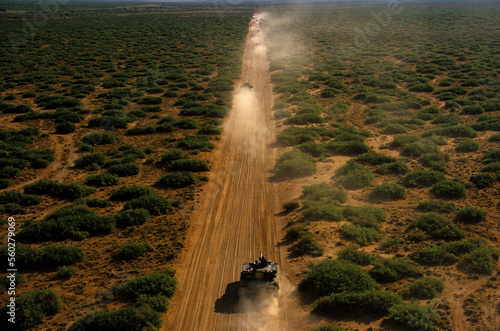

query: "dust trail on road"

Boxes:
[165, 13, 287, 331]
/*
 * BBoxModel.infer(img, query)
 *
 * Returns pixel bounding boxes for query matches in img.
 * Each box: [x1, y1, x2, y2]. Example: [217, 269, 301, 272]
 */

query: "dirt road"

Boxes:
[165, 15, 288, 331]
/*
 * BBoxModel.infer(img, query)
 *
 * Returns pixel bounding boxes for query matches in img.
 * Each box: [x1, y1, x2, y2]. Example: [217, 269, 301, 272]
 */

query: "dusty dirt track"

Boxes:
[166, 16, 289, 331]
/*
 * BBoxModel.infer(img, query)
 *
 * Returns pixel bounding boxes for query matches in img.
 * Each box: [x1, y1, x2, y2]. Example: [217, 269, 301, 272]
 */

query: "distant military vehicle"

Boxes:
[240, 82, 253, 90]
[240, 252, 279, 290]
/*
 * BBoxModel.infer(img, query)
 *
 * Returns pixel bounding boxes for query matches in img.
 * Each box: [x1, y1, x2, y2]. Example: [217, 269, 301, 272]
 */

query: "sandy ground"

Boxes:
[164, 15, 291, 331]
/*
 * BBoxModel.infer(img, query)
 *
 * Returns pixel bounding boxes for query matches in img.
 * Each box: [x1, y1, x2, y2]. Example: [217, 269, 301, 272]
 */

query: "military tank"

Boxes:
[240, 252, 279, 290]
[240, 82, 253, 90]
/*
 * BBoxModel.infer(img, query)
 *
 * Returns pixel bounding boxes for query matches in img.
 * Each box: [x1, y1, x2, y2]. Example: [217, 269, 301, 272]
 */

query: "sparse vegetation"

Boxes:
[300, 258, 377, 296]
[23, 180, 95, 201]
[0, 289, 63, 330]
[399, 278, 445, 299]
[431, 180, 467, 198]
[408, 213, 465, 241]
[124, 195, 172, 216]
[389, 301, 439, 330]
[370, 183, 406, 200]
[114, 242, 152, 261]
[274, 150, 316, 178]
[1, 2, 500, 330]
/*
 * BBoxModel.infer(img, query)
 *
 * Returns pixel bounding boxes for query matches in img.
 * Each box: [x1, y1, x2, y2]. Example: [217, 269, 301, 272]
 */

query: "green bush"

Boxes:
[159, 149, 186, 164]
[455, 207, 486, 224]
[87, 116, 128, 130]
[481, 162, 500, 174]
[124, 195, 172, 216]
[295, 142, 328, 158]
[23, 180, 95, 201]
[313, 290, 403, 315]
[419, 150, 449, 171]
[274, 150, 316, 178]
[454, 138, 479, 152]
[110, 185, 155, 201]
[400, 278, 445, 299]
[458, 247, 499, 275]
[197, 125, 222, 135]
[483, 148, 500, 164]
[416, 200, 456, 213]
[0, 289, 63, 331]
[341, 225, 380, 246]
[274, 109, 292, 119]
[158, 171, 201, 188]
[85, 173, 120, 187]
[155, 123, 175, 133]
[115, 209, 151, 227]
[57, 266, 77, 279]
[106, 162, 140, 177]
[410, 245, 459, 266]
[389, 302, 439, 330]
[293, 231, 324, 256]
[300, 258, 377, 296]
[401, 141, 438, 158]
[382, 124, 408, 134]
[489, 133, 500, 142]
[327, 141, 370, 156]
[35, 94, 82, 109]
[309, 326, 345, 331]
[72, 306, 162, 331]
[74, 153, 106, 168]
[408, 213, 465, 240]
[0, 191, 41, 206]
[285, 113, 324, 125]
[370, 183, 406, 200]
[125, 126, 156, 135]
[277, 126, 319, 146]
[303, 203, 343, 221]
[119, 270, 177, 299]
[337, 244, 377, 265]
[283, 201, 300, 211]
[369, 258, 422, 283]
[135, 96, 163, 105]
[169, 159, 210, 172]
[355, 152, 397, 165]
[390, 135, 420, 148]
[302, 183, 348, 205]
[86, 198, 110, 208]
[443, 239, 484, 256]
[82, 133, 118, 146]
[177, 135, 214, 151]
[423, 125, 477, 138]
[409, 82, 435, 92]
[0, 244, 83, 268]
[380, 237, 402, 251]
[469, 173, 497, 188]
[114, 242, 152, 261]
[0, 179, 11, 189]
[135, 293, 170, 312]
[373, 160, 409, 175]
[343, 205, 386, 228]
[335, 161, 373, 189]
[18, 204, 115, 241]
[55, 121, 76, 134]
[402, 170, 447, 187]
[431, 180, 467, 198]
[286, 225, 307, 241]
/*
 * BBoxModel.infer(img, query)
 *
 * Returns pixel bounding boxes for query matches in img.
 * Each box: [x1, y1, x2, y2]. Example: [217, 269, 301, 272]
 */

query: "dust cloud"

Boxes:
[258, 10, 310, 67]
[237, 276, 294, 331]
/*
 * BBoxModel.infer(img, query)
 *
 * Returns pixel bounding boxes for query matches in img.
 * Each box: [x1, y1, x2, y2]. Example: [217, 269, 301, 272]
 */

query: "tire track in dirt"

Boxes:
[165, 14, 287, 331]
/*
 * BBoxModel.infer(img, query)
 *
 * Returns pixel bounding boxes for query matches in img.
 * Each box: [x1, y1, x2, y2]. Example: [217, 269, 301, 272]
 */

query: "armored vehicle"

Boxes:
[240, 252, 279, 290]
